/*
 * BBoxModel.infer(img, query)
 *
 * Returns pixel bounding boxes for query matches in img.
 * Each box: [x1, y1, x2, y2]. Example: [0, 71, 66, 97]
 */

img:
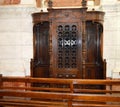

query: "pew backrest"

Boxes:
[0, 74, 120, 107]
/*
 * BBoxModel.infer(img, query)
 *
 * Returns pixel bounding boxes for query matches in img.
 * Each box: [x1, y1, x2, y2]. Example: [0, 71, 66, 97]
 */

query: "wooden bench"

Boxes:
[0, 74, 120, 107]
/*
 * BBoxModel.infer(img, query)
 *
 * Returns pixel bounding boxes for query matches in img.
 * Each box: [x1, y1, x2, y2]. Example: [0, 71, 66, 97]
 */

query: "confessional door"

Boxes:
[31, 22, 50, 78]
[84, 21, 104, 79]
[51, 23, 82, 78]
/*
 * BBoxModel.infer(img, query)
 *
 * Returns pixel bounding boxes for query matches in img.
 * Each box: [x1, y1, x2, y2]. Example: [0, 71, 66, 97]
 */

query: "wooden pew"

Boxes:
[0, 74, 120, 107]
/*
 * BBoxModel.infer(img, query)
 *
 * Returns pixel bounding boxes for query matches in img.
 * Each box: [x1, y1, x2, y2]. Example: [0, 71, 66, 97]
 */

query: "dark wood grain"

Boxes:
[0, 75, 120, 107]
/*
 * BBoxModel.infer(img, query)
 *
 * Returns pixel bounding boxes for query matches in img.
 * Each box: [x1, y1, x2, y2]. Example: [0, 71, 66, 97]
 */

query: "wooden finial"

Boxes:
[81, 0, 87, 7]
[48, 0, 53, 8]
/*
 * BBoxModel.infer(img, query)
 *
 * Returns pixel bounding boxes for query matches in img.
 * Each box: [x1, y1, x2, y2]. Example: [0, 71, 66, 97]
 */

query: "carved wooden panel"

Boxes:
[33, 22, 49, 64]
[57, 24, 78, 68]
[86, 21, 99, 63]
[31, 21, 49, 78]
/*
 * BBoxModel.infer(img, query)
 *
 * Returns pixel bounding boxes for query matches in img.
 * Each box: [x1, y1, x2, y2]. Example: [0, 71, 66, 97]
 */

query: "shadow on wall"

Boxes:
[0, 0, 20, 5]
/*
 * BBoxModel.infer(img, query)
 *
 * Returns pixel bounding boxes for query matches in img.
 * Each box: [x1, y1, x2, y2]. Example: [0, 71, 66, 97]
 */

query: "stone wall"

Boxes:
[101, 0, 120, 78]
[0, 5, 37, 76]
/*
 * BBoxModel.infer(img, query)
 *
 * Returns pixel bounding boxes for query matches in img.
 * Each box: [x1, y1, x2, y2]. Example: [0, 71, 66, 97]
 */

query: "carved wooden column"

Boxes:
[81, 0, 87, 79]
[49, 18, 53, 77]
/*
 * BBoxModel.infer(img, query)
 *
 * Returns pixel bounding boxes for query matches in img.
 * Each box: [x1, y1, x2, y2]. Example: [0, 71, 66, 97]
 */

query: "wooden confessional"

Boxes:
[31, 1, 106, 88]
